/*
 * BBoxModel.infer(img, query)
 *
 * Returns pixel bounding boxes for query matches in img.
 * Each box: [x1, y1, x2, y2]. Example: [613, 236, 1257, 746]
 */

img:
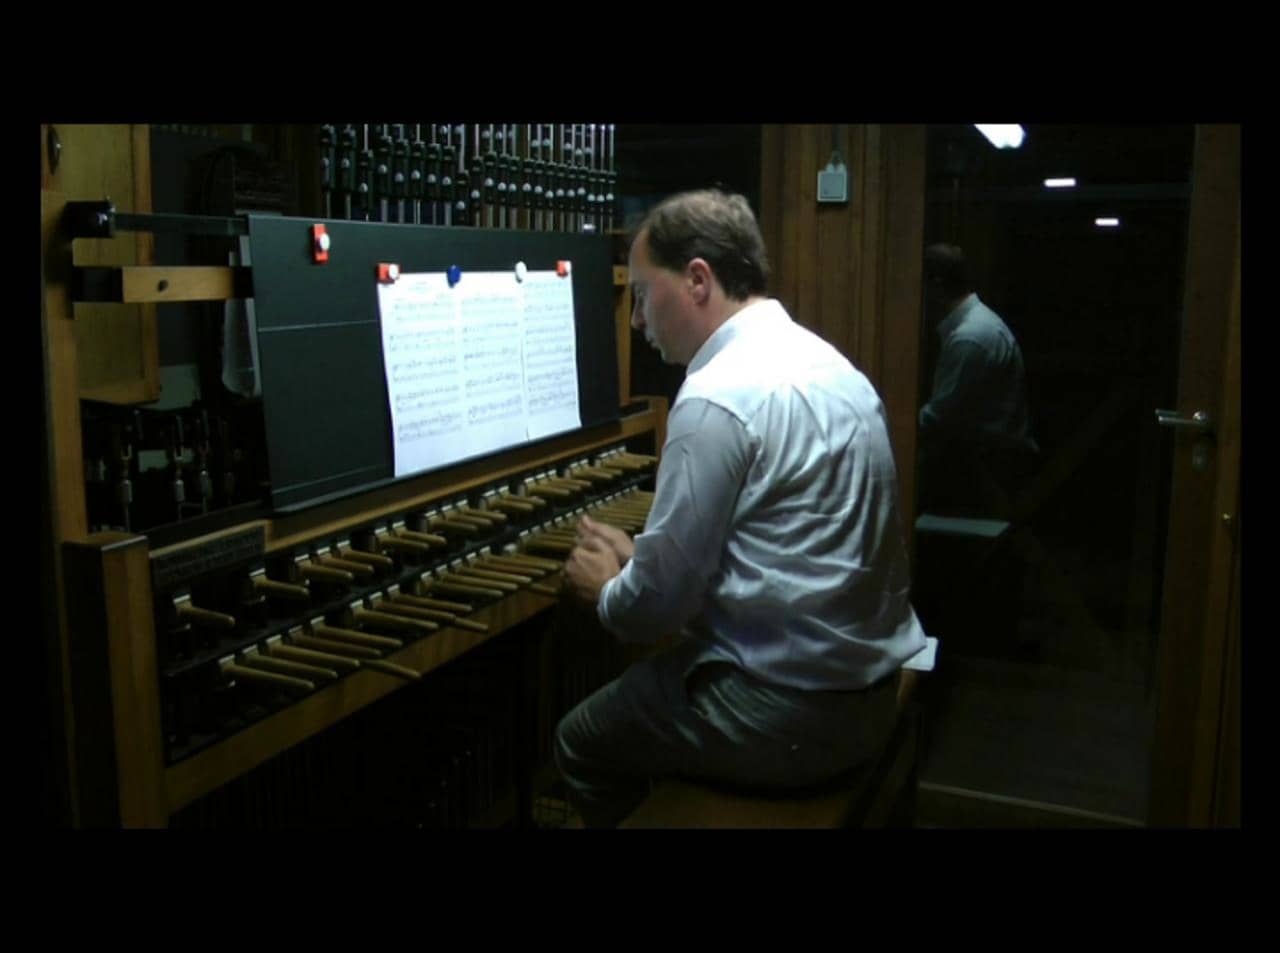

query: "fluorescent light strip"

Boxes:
[974, 124, 1026, 149]
[1044, 177, 1077, 188]
[1095, 217, 1120, 227]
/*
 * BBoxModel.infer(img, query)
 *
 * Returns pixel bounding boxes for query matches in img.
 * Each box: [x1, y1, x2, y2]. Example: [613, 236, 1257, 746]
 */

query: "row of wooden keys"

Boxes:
[203, 468, 655, 698]
[167, 453, 658, 641]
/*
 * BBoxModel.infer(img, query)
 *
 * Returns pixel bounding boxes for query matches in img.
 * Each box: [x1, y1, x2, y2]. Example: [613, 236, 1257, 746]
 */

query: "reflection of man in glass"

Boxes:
[918, 244, 1038, 517]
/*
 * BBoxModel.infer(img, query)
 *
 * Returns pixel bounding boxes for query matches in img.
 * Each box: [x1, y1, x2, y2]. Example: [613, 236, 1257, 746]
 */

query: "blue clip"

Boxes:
[447, 265, 462, 287]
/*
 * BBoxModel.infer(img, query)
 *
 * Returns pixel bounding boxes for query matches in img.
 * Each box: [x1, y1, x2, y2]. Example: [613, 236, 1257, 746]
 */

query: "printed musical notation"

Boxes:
[521, 271, 581, 440]
[378, 268, 582, 478]
[396, 411, 465, 442]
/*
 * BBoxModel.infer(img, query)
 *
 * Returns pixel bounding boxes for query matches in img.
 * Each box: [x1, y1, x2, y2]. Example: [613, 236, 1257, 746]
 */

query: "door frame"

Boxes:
[1147, 124, 1241, 827]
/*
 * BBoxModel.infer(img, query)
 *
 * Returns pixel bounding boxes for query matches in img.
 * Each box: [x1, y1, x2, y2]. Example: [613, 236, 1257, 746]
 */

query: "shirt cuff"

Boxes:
[596, 573, 619, 633]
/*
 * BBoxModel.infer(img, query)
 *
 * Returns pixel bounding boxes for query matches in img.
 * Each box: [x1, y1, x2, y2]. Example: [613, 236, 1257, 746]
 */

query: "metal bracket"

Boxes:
[62, 202, 250, 240]
[47, 126, 62, 174]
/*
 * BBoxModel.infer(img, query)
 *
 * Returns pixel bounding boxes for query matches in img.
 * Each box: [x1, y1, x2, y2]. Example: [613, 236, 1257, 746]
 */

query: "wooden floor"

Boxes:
[913, 614, 1156, 827]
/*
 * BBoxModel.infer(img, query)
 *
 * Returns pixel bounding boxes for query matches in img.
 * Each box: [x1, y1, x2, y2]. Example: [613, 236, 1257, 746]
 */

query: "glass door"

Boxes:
[911, 124, 1197, 825]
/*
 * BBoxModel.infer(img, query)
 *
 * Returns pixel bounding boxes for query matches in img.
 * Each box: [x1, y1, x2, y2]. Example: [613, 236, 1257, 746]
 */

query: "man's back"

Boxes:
[922, 294, 1035, 453]
[670, 299, 926, 690]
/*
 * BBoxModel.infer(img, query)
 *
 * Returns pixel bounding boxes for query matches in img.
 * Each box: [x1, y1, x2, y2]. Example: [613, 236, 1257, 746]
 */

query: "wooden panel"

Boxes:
[1197, 215, 1241, 825]
[41, 191, 87, 544]
[131, 124, 160, 398]
[41, 188, 85, 825]
[1214, 489, 1241, 826]
[61, 533, 167, 827]
[841, 125, 867, 362]
[857, 124, 884, 384]
[758, 125, 926, 500]
[879, 126, 928, 534]
[795, 125, 820, 338]
[41, 125, 58, 191]
[50, 124, 159, 403]
[101, 535, 167, 826]
[759, 125, 784, 298]
[614, 266, 632, 405]
[816, 126, 850, 350]
[779, 124, 802, 316]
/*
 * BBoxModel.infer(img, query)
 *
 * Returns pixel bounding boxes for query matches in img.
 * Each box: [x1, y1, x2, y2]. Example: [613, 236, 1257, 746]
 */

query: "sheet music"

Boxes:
[378, 268, 582, 478]
[457, 279, 527, 456]
[522, 270, 582, 440]
[379, 273, 465, 476]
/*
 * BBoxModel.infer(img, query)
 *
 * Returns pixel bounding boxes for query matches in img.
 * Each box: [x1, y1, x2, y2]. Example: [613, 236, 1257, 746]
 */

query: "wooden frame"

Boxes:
[41, 123, 668, 826]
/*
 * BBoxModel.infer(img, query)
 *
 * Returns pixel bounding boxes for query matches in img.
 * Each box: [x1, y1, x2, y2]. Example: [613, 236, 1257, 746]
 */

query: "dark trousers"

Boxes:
[554, 637, 899, 828]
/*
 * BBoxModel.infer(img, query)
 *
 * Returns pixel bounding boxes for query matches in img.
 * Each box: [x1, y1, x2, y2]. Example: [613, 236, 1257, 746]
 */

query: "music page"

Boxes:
[378, 268, 581, 478]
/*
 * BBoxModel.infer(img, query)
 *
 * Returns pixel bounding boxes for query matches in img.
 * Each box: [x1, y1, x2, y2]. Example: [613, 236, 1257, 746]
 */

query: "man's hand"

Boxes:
[564, 534, 623, 605]
[576, 514, 635, 566]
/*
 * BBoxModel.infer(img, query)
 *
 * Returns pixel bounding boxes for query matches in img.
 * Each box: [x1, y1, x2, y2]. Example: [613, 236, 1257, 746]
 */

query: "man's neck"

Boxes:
[683, 294, 768, 366]
[706, 293, 766, 335]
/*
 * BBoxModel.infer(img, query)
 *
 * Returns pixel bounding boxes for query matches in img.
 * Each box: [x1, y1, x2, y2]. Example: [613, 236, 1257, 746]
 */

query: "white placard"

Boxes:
[377, 268, 581, 477]
[903, 636, 939, 673]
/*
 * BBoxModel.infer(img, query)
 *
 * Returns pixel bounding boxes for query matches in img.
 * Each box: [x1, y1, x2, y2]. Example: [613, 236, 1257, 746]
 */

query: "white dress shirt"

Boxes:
[598, 298, 927, 691]
[919, 293, 1037, 454]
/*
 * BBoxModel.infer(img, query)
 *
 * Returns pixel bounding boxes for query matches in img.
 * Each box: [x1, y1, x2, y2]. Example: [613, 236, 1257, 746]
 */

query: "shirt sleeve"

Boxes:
[919, 338, 990, 445]
[597, 398, 753, 643]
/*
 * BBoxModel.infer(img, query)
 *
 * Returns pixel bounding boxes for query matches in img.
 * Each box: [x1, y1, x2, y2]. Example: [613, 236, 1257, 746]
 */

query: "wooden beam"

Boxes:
[41, 182, 84, 826]
[1191, 209, 1241, 826]
[63, 534, 168, 827]
[130, 125, 160, 400]
[614, 266, 633, 406]
[857, 124, 884, 384]
[119, 266, 240, 303]
[880, 125, 927, 536]
[57, 124, 160, 401]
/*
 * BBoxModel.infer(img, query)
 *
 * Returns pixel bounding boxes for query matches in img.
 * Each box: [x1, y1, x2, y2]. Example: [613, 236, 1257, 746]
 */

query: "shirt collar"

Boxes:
[686, 298, 785, 375]
[937, 293, 980, 340]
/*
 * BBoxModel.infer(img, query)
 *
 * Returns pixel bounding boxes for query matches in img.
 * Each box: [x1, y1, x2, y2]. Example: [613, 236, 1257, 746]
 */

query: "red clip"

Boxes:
[556, 260, 571, 277]
[378, 262, 401, 284]
[312, 224, 329, 264]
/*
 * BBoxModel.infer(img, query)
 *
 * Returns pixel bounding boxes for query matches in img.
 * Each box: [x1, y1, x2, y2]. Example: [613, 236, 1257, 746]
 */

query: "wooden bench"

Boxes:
[619, 670, 923, 829]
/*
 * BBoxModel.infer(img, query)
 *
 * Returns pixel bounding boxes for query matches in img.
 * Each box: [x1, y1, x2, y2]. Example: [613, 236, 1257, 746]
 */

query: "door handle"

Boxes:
[1155, 409, 1214, 434]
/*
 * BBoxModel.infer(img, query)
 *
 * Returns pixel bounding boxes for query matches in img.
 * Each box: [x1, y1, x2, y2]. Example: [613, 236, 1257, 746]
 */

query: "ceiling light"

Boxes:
[974, 124, 1026, 149]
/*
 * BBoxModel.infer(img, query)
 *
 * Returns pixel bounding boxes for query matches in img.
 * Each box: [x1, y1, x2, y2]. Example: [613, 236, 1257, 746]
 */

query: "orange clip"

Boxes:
[312, 224, 329, 263]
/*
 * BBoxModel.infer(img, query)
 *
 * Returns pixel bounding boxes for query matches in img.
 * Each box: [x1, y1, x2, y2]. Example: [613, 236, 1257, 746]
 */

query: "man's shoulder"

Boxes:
[953, 305, 1010, 344]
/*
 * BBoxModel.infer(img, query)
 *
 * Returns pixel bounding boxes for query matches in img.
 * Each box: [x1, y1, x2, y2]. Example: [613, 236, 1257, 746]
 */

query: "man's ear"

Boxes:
[686, 257, 713, 304]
